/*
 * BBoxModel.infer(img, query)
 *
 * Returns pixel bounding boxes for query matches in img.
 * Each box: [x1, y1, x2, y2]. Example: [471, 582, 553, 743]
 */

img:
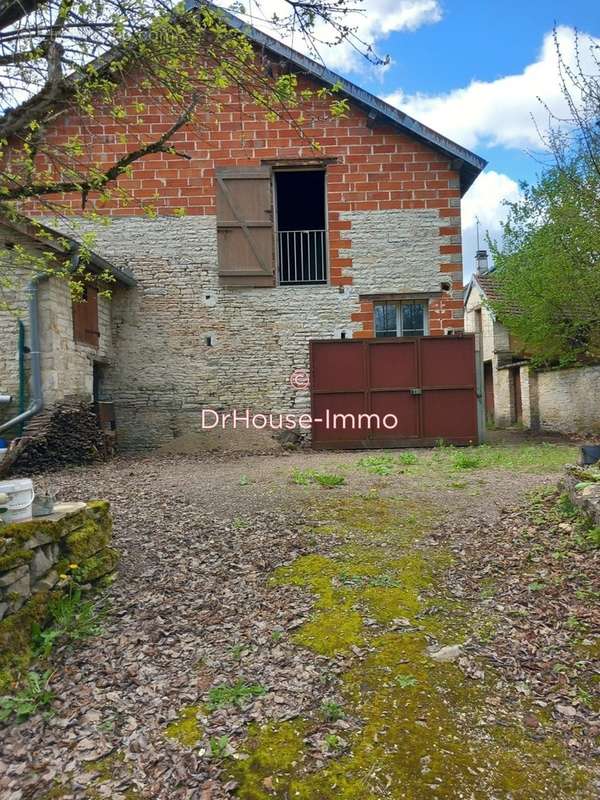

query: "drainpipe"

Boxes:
[0, 275, 45, 434]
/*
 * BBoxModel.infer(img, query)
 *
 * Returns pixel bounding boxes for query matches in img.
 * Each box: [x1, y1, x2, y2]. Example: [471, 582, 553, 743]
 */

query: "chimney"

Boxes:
[475, 249, 489, 275]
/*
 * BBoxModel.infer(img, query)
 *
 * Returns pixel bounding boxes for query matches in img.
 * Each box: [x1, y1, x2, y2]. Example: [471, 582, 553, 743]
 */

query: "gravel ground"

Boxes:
[1, 445, 597, 800]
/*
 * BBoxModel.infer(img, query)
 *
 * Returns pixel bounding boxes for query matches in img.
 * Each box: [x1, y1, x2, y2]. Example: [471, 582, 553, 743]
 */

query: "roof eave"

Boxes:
[191, 2, 487, 195]
[0, 214, 137, 287]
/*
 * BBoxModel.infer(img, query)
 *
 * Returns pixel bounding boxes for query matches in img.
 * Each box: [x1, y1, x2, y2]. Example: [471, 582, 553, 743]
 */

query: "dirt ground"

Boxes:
[1, 442, 598, 800]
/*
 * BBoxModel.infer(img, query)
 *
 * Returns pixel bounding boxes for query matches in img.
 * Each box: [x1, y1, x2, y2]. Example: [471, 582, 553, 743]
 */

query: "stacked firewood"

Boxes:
[0, 401, 106, 477]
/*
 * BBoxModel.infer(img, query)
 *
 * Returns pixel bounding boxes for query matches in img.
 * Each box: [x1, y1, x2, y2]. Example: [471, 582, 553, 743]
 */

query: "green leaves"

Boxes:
[0, 671, 54, 723]
[207, 681, 267, 710]
[490, 155, 600, 366]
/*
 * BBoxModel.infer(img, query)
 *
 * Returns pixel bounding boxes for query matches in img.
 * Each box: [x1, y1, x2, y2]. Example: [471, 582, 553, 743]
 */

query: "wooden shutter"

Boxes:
[73, 286, 100, 348]
[216, 167, 275, 287]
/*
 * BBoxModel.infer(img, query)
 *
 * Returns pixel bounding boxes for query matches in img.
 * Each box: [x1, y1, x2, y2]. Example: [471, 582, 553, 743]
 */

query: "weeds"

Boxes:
[357, 455, 396, 475]
[321, 700, 345, 722]
[209, 735, 231, 758]
[290, 469, 345, 488]
[314, 473, 345, 488]
[207, 681, 267, 710]
[32, 588, 103, 658]
[398, 452, 418, 466]
[452, 450, 481, 470]
[395, 675, 418, 689]
[324, 733, 343, 751]
[230, 644, 249, 661]
[0, 671, 54, 723]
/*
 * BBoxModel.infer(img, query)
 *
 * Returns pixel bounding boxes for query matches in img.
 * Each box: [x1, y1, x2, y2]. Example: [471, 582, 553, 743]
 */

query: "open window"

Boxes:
[275, 170, 327, 285]
[72, 285, 100, 348]
[374, 300, 428, 337]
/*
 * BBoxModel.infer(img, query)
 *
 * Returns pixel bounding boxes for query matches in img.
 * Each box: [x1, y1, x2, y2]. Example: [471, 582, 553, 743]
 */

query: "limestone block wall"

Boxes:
[68, 212, 454, 450]
[38, 277, 113, 406]
[0, 263, 114, 432]
[0, 500, 116, 692]
[0, 500, 116, 625]
[534, 365, 600, 434]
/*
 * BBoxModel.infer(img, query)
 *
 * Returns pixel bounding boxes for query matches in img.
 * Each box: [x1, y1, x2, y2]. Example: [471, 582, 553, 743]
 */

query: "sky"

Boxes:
[216, 0, 599, 279]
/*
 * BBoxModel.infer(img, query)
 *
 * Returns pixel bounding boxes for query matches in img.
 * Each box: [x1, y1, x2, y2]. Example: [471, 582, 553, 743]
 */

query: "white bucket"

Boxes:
[0, 478, 35, 523]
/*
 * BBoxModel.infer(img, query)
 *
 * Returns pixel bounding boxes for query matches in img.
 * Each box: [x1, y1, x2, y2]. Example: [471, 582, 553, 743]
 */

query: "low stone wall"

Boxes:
[535, 364, 600, 435]
[561, 466, 600, 527]
[0, 500, 117, 689]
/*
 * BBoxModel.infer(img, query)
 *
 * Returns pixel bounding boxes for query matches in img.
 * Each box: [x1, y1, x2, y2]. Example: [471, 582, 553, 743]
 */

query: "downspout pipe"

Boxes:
[0, 274, 45, 434]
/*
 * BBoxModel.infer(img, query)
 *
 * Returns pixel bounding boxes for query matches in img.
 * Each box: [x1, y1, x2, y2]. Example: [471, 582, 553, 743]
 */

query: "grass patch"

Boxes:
[357, 455, 396, 475]
[207, 681, 267, 710]
[291, 469, 345, 489]
[452, 451, 482, 470]
[398, 452, 418, 465]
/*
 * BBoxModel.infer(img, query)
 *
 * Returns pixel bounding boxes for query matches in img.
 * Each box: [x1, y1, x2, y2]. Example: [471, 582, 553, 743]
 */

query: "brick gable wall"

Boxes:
[26, 71, 464, 335]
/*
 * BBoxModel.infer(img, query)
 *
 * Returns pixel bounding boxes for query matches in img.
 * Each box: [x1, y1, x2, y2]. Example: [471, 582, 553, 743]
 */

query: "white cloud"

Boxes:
[213, 1, 443, 72]
[461, 171, 522, 279]
[384, 26, 599, 152]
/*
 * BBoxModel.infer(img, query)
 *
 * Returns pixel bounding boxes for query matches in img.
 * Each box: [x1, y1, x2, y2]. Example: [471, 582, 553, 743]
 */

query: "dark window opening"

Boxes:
[275, 170, 327, 285]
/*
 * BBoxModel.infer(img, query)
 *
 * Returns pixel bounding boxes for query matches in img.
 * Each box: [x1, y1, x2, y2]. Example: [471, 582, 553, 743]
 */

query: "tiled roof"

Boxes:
[475, 272, 500, 301]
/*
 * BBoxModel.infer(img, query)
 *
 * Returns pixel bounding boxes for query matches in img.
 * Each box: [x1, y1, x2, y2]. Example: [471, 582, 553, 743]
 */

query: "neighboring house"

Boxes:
[464, 251, 600, 435]
[0, 216, 136, 436]
[2, 7, 488, 450]
[464, 251, 528, 428]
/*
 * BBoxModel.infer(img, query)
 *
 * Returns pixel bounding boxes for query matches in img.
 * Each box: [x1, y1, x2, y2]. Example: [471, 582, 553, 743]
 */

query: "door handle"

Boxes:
[410, 388, 422, 396]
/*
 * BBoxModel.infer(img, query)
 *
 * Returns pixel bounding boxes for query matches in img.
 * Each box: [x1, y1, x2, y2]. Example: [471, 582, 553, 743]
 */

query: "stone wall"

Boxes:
[532, 365, 600, 435]
[0, 229, 115, 433]
[63, 207, 458, 449]
[0, 500, 117, 689]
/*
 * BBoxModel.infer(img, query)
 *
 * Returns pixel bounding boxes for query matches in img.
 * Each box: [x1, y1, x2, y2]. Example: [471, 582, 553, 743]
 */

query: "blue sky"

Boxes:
[219, 1, 598, 276]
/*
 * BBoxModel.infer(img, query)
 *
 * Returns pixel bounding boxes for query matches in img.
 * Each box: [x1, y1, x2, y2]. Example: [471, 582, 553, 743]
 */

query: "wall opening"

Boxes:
[275, 170, 327, 285]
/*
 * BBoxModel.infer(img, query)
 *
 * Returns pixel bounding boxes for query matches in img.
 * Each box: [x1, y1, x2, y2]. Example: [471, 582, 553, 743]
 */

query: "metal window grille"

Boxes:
[277, 229, 327, 285]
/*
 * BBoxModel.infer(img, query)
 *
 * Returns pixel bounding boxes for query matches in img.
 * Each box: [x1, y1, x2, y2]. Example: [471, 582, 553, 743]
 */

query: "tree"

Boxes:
[489, 31, 600, 366]
[0, 1, 370, 302]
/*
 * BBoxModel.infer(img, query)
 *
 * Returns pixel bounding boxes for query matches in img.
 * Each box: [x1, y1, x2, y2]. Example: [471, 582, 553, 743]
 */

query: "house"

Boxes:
[1, 5, 488, 452]
[463, 251, 529, 428]
[0, 216, 136, 439]
[464, 252, 600, 435]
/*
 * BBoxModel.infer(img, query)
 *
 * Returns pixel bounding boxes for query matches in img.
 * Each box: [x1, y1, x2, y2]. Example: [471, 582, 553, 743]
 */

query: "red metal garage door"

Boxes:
[310, 335, 479, 448]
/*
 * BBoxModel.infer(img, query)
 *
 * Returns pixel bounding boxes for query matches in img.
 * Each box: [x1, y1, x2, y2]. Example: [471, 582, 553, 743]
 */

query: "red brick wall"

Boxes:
[25, 70, 464, 334]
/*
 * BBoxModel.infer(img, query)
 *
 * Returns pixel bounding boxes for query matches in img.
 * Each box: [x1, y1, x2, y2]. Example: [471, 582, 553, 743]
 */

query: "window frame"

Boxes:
[374, 300, 429, 338]
[272, 166, 329, 287]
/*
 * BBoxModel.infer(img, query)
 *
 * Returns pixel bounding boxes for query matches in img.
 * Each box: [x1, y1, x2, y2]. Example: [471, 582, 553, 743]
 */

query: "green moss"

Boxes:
[0, 591, 52, 692]
[0, 509, 88, 544]
[65, 518, 112, 561]
[78, 547, 119, 582]
[82, 751, 141, 799]
[230, 493, 596, 799]
[164, 705, 203, 747]
[0, 547, 34, 571]
[84, 750, 125, 780]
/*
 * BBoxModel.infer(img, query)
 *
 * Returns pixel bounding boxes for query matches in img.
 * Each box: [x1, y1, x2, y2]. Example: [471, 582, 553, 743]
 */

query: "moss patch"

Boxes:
[230, 493, 596, 799]
[64, 518, 112, 561]
[78, 546, 119, 582]
[0, 590, 52, 692]
[0, 547, 34, 571]
[164, 705, 203, 747]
